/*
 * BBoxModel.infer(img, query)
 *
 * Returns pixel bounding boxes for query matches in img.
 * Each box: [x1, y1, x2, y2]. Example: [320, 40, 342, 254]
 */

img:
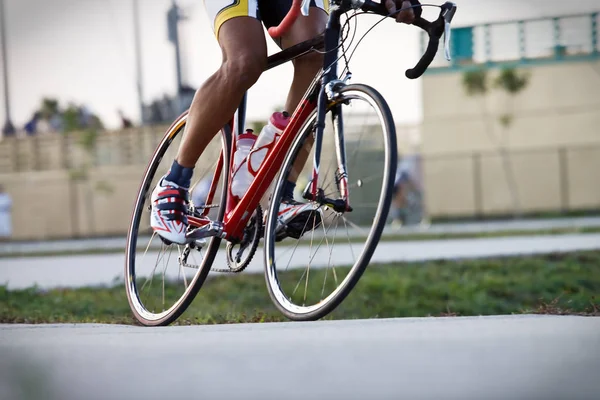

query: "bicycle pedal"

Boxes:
[276, 211, 323, 242]
[158, 236, 173, 246]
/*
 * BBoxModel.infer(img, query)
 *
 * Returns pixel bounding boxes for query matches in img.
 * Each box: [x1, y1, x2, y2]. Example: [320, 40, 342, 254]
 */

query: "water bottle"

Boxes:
[231, 129, 257, 198]
[247, 111, 290, 175]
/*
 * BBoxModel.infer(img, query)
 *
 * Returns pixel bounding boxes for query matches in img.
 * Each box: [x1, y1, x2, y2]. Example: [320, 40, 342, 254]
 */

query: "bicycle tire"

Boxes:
[263, 83, 397, 321]
[124, 113, 231, 326]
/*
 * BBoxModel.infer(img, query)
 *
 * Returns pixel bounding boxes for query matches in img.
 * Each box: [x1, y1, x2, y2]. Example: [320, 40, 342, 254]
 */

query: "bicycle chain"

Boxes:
[179, 254, 240, 273]
[179, 249, 241, 273]
[178, 207, 264, 274]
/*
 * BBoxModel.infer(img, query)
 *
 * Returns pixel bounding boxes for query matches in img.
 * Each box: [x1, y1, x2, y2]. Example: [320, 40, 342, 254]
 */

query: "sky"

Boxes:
[1, 0, 599, 131]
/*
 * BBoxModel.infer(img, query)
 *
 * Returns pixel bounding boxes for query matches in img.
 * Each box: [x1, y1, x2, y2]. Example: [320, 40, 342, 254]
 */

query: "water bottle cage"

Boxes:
[231, 159, 247, 177]
[247, 139, 279, 176]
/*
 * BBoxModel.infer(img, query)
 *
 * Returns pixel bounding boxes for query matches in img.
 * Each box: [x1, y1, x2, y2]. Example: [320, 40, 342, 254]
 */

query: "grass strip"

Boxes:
[2, 251, 599, 325]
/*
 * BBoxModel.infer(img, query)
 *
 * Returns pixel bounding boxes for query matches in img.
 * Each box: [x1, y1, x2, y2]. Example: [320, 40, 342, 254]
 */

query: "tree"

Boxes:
[35, 97, 111, 234]
[461, 66, 530, 217]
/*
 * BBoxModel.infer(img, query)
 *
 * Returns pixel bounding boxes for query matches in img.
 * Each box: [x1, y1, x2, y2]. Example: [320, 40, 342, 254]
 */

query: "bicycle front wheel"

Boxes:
[125, 113, 231, 326]
[263, 83, 397, 321]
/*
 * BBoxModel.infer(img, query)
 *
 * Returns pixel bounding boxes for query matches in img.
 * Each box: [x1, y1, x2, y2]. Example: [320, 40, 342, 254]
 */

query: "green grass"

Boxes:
[2, 226, 599, 259]
[2, 251, 599, 325]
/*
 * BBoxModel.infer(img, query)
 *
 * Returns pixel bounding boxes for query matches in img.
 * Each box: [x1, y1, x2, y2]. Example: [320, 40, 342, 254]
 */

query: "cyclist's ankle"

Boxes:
[164, 160, 194, 188]
[283, 180, 296, 200]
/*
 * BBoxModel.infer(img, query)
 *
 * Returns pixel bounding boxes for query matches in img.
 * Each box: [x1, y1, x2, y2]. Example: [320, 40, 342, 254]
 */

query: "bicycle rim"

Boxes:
[124, 114, 230, 326]
[263, 83, 397, 321]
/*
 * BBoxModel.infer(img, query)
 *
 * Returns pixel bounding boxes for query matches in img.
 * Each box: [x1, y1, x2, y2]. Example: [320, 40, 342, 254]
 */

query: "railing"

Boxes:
[1, 130, 598, 239]
[0, 126, 170, 173]
[420, 143, 600, 218]
[425, 12, 600, 71]
[0, 121, 422, 174]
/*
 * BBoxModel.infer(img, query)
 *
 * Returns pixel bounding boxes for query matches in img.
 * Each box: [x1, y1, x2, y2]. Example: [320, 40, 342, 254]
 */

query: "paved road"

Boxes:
[1, 315, 598, 400]
[1, 216, 599, 256]
[2, 233, 599, 290]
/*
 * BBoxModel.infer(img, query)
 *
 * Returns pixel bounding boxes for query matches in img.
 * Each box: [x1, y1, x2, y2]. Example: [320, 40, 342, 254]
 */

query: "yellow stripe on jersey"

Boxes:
[214, 0, 248, 39]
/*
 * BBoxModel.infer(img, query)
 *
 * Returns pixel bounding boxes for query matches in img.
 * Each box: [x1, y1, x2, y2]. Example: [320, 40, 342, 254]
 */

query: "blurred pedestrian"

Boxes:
[24, 112, 42, 136]
[0, 185, 12, 240]
[390, 157, 417, 227]
[118, 110, 133, 129]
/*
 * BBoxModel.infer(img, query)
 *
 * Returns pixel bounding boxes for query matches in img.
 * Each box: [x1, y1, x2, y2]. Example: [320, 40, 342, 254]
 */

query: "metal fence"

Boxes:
[427, 12, 600, 71]
[0, 126, 169, 173]
[0, 128, 598, 238]
[420, 143, 600, 219]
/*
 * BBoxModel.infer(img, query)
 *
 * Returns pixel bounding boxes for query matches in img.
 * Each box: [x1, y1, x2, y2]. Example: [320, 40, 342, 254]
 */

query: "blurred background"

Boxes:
[0, 0, 599, 241]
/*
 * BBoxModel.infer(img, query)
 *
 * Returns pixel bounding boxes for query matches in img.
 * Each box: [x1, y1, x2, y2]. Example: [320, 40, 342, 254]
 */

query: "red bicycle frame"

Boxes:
[204, 85, 318, 242]
[183, 0, 456, 242]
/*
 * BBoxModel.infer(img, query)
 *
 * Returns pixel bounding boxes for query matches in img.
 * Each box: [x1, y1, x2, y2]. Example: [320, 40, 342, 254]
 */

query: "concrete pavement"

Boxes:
[1, 315, 598, 400]
[1, 216, 599, 256]
[1, 233, 599, 290]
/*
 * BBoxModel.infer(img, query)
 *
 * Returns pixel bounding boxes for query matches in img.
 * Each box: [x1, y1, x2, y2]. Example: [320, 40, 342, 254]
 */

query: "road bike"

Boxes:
[124, 0, 457, 326]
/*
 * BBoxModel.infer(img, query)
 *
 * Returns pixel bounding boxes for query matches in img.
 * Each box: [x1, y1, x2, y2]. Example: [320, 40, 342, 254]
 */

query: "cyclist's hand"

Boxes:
[384, 0, 416, 24]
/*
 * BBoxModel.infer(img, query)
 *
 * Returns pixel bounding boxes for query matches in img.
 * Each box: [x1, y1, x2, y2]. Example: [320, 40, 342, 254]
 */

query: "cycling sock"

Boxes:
[165, 159, 193, 189]
[283, 180, 296, 200]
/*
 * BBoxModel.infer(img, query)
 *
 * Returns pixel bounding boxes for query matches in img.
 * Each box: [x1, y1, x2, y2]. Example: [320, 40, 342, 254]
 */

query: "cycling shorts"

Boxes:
[203, 0, 330, 40]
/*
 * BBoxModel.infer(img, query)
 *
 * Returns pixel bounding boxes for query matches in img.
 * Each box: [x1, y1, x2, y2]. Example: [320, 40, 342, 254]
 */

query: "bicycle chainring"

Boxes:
[215, 205, 263, 274]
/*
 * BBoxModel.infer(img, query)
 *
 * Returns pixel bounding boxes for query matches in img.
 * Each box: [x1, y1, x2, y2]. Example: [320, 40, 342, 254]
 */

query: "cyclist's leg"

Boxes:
[280, 3, 327, 115]
[264, 2, 328, 197]
[150, 13, 268, 244]
[260, 2, 328, 237]
[176, 18, 267, 169]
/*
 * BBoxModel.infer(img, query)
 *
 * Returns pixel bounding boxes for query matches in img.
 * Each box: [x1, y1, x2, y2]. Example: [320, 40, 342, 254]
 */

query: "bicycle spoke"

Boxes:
[176, 245, 188, 291]
[161, 247, 174, 311]
[321, 213, 340, 299]
[346, 172, 383, 189]
[282, 210, 315, 273]
[141, 242, 166, 294]
[342, 212, 357, 265]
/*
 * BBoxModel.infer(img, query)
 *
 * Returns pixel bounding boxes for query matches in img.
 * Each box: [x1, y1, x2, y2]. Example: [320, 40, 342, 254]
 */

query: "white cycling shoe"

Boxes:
[271, 198, 323, 241]
[150, 177, 190, 245]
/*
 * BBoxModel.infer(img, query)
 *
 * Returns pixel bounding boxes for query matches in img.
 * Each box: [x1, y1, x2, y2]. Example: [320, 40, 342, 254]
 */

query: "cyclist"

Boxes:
[150, 0, 422, 244]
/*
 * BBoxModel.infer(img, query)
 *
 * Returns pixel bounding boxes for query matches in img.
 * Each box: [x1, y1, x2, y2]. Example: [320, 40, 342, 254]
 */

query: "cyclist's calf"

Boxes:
[285, 50, 323, 113]
[293, 50, 323, 76]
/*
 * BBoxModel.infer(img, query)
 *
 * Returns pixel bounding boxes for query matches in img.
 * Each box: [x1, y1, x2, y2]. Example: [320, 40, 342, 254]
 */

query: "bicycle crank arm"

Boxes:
[322, 198, 352, 213]
[302, 187, 352, 213]
[185, 221, 224, 242]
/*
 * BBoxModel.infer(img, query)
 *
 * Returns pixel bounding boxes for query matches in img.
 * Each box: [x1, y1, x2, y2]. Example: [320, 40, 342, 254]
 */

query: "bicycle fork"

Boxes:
[302, 83, 352, 213]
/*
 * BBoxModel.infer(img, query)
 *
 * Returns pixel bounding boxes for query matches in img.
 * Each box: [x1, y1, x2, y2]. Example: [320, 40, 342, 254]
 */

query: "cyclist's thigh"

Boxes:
[258, 0, 329, 48]
[204, 0, 267, 60]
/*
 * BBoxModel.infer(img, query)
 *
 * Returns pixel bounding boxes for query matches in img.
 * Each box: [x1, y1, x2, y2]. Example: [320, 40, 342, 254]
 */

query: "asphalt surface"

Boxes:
[1, 315, 598, 400]
[1, 233, 599, 290]
[2, 216, 599, 256]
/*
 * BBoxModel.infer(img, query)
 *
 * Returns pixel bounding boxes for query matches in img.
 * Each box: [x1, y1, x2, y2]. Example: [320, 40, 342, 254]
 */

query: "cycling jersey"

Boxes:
[203, 0, 330, 39]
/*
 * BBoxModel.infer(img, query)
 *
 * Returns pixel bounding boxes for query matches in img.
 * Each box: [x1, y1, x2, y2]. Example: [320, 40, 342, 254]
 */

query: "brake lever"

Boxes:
[440, 2, 457, 61]
[404, 1, 458, 79]
[443, 18, 452, 61]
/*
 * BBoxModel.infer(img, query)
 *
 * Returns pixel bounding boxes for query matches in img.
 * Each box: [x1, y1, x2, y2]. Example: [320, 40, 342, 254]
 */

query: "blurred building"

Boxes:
[420, 11, 600, 219]
[0, 11, 599, 240]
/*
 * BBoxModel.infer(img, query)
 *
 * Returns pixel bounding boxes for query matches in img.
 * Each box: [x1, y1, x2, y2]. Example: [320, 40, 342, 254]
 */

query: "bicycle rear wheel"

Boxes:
[263, 83, 397, 321]
[124, 114, 231, 326]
